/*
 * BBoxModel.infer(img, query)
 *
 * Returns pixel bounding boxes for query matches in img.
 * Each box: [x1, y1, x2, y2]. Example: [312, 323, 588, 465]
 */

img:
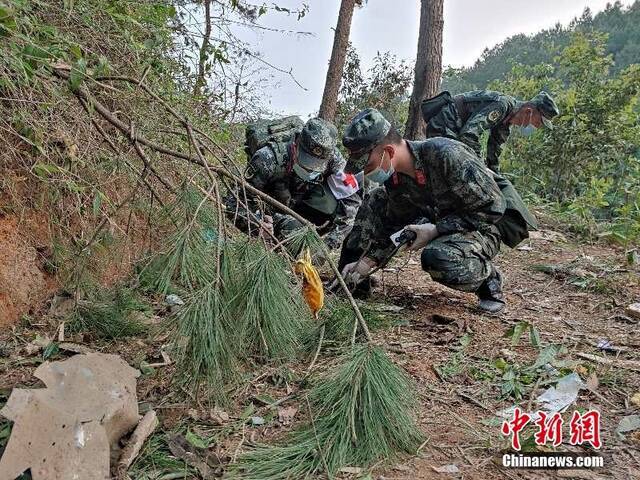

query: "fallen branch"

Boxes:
[116, 410, 159, 479]
[53, 64, 371, 343]
[576, 352, 640, 372]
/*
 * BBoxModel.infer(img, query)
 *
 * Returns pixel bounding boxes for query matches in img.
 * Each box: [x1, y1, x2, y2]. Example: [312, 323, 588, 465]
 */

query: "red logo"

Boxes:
[342, 173, 357, 188]
[569, 410, 601, 449]
[501, 409, 602, 451]
[534, 412, 564, 447]
[501, 407, 532, 451]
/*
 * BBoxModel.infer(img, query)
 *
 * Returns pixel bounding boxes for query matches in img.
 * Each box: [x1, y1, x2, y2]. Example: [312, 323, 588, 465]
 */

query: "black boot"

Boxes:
[476, 267, 506, 314]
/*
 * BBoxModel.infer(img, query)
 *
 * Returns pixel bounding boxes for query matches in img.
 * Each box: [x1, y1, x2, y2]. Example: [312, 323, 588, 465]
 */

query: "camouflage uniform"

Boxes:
[228, 118, 361, 247]
[339, 137, 505, 293]
[421, 90, 559, 172]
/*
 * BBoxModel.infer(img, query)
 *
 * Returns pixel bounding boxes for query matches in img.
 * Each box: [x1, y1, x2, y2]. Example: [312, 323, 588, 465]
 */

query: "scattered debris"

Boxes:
[0, 353, 140, 480]
[529, 229, 567, 242]
[250, 416, 265, 426]
[23, 334, 51, 356]
[626, 303, 640, 321]
[339, 466, 363, 474]
[369, 303, 405, 313]
[585, 372, 599, 391]
[596, 339, 616, 352]
[498, 373, 585, 421]
[277, 406, 298, 425]
[432, 464, 460, 474]
[557, 470, 599, 479]
[116, 410, 158, 479]
[631, 392, 640, 408]
[165, 294, 185, 306]
[616, 415, 640, 439]
[210, 406, 230, 425]
[536, 373, 584, 414]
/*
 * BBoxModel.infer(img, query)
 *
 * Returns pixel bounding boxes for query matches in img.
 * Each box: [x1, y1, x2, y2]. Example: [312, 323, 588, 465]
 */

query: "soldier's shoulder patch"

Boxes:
[487, 109, 502, 123]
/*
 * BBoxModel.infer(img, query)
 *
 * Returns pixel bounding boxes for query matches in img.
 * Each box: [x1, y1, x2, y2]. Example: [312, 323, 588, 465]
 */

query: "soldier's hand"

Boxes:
[331, 257, 377, 290]
[405, 223, 438, 251]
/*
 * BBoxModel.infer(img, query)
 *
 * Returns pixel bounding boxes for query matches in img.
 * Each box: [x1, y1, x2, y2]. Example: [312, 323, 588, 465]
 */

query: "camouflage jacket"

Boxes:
[454, 90, 518, 170]
[229, 141, 361, 245]
[364, 137, 507, 262]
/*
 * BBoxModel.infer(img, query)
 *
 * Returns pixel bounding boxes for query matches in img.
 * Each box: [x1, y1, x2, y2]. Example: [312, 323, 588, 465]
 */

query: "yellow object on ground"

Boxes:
[294, 248, 324, 318]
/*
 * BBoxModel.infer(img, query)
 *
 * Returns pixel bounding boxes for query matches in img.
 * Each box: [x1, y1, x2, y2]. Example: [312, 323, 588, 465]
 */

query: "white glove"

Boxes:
[330, 257, 376, 289]
[405, 223, 438, 251]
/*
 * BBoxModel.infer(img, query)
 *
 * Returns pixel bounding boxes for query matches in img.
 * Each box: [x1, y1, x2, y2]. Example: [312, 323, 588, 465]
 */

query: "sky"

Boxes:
[234, 0, 635, 117]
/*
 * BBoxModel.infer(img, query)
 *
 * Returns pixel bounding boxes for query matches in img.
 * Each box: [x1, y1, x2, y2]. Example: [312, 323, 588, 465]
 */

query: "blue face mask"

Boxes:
[365, 151, 394, 184]
[516, 124, 537, 137]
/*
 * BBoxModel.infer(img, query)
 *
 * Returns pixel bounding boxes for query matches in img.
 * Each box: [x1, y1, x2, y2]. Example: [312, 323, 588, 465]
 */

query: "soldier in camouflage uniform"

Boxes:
[228, 117, 361, 248]
[421, 90, 559, 172]
[337, 108, 536, 314]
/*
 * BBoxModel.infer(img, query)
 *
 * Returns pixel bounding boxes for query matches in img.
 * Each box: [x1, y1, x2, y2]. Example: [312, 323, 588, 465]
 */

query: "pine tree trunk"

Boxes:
[194, 0, 212, 96]
[318, 0, 358, 122]
[405, 0, 444, 140]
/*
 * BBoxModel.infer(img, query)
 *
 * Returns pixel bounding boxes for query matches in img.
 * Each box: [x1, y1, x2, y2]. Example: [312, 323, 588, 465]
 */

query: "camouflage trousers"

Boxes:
[338, 187, 501, 293]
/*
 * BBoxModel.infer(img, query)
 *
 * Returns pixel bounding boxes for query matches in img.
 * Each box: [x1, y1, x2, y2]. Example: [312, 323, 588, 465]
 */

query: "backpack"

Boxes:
[244, 116, 305, 158]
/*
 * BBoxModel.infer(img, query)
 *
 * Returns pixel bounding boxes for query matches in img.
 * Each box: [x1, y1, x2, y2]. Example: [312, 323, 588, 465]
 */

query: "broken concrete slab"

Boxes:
[0, 353, 140, 480]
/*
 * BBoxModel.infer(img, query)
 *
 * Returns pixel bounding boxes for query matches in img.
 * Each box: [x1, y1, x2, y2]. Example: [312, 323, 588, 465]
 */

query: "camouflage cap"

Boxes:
[530, 91, 559, 128]
[297, 117, 338, 172]
[342, 108, 391, 173]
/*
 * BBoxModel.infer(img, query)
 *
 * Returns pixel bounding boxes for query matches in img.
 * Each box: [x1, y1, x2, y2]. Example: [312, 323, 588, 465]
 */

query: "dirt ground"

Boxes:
[0, 227, 638, 479]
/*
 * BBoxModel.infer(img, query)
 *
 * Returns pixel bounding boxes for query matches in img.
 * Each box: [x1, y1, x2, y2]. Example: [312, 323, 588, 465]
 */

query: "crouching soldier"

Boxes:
[336, 108, 537, 314]
[421, 90, 559, 172]
[227, 116, 361, 249]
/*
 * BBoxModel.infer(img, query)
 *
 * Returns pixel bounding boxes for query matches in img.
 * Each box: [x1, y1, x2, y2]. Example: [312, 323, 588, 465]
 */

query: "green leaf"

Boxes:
[139, 361, 155, 376]
[69, 58, 87, 91]
[42, 342, 59, 360]
[92, 191, 104, 216]
[459, 333, 473, 348]
[493, 358, 508, 372]
[32, 163, 62, 177]
[504, 321, 529, 346]
[529, 344, 559, 371]
[529, 324, 541, 348]
[69, 43, 82, 60]
[0, 5, 17, 36]
[185, 429, 209, 449]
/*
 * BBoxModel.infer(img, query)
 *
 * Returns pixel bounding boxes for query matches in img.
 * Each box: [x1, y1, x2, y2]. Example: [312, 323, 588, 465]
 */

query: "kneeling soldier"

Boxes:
[337, 108, 537, 314]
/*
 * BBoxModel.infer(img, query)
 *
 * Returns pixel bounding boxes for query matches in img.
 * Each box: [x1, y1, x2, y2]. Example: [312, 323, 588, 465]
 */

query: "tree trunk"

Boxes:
[405, 0, 444, 140]
[318, 0, 358, 122]
[194, 0, 212, 96]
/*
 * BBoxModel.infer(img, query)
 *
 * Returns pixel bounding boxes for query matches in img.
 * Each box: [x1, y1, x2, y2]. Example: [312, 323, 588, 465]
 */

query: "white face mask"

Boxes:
[365, 150, 394, 184]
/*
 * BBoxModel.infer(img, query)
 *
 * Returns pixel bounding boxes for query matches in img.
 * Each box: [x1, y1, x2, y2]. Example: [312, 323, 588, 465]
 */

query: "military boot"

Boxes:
[476, 267, 506, 314]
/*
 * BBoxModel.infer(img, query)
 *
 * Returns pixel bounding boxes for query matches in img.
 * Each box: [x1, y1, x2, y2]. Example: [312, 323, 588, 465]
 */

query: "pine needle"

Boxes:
[233, 240, 311, 361]
[171, 246, 240, 399]
[231, 345, 423, 479]
[139, 187, 219, 293]
[69, 286, 148, 339]
[282, 225, 324, 257]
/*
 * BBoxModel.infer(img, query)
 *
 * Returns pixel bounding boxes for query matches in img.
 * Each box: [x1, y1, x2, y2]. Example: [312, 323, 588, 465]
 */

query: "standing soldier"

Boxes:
[421, 90, 559, 172]
[227, 117, 361, 249]
[336, 108, 537, 314]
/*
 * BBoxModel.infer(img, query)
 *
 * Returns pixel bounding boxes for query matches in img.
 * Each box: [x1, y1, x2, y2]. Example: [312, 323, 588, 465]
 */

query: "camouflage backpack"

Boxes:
[244, 116, 304, 158]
